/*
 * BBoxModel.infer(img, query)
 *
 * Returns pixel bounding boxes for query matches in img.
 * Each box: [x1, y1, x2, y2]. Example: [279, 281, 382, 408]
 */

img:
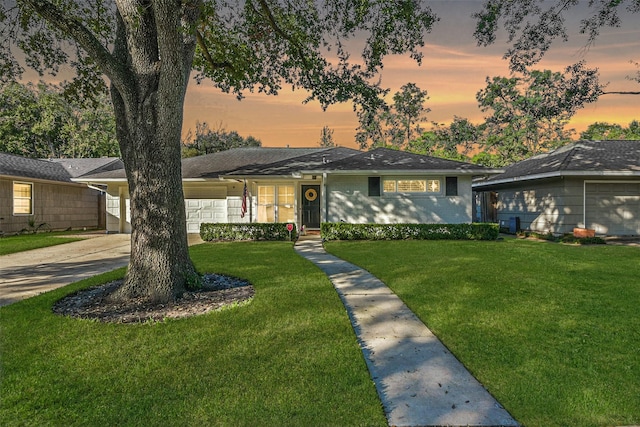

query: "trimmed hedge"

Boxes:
[320, 222, 499, 241]
[200, 223, 297, 242]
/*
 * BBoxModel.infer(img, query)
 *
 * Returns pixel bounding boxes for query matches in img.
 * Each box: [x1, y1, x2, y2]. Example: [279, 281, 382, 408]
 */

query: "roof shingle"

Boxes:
[0, 153, 72, 182]
[476, 140, 640, 187]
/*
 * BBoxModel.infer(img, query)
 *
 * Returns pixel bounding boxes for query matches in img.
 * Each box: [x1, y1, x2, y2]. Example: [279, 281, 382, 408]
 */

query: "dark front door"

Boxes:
[302, 185, 321, 229]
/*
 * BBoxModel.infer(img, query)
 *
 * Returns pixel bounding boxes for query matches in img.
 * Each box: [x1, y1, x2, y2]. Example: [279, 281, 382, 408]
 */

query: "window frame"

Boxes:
[382, 178, 442, 194]
[13, 181, 33, 215]
[257, 184, 295, 222]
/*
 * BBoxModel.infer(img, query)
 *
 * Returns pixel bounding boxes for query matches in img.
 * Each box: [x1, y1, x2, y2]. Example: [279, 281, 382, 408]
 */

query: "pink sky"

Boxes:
[182, 2, 640, 149]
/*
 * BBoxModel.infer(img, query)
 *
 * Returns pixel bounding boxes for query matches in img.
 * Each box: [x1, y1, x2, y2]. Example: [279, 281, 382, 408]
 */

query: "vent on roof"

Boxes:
[322, 155, 327, 164]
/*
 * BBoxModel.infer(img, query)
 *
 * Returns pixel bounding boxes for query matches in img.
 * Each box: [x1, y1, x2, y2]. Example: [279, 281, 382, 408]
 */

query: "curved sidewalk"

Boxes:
[294, 238, 519, 427]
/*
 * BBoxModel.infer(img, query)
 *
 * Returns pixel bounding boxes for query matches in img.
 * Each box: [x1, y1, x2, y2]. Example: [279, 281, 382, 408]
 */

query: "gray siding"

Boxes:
[494, 177, 587, 234]
[1, 177, 102, 234]
[326, 175, 472, 224]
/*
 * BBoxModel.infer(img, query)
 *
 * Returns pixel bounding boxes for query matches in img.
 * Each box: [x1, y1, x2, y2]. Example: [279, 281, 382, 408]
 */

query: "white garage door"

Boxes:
[585, 182, 640, 236]
[185, 199, 227, 233]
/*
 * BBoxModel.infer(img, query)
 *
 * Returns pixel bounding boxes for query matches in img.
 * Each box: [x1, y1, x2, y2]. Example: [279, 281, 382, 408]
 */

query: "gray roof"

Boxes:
[0, 153, 123, 183]
[48, 158, 123, 178]
[475, 140, 640, 188]
[76, 146, 498, 181]
[313, 147, 497, 173]
[78, 147, 343, 180]
[183, 147, 342, 178]
[0, 153, 73, 182]
[224, 147, 360, 176]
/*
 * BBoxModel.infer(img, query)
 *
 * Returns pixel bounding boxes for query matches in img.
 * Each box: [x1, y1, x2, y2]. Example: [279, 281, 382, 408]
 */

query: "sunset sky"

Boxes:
[182, 1, 640, 149]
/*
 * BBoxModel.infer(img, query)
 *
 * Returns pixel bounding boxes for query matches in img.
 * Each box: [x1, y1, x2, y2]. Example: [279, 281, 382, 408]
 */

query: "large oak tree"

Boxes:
[1, 1, 437, 302]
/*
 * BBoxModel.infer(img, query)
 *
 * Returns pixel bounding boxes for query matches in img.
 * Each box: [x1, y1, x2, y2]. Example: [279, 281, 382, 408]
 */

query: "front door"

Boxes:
[302, 185, 321, 229]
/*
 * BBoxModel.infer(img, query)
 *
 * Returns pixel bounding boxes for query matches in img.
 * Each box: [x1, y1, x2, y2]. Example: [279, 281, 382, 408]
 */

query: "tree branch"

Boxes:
[252, 0, 312, 72]
[196, 30, 233, 71]
[602, 91, 640, 95]
[22, 0, 132, 94]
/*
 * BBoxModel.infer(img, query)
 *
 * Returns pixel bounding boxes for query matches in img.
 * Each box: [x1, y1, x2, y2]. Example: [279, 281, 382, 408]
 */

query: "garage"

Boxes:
[585, 182, 640, 236]
[185, 199, 227, 233]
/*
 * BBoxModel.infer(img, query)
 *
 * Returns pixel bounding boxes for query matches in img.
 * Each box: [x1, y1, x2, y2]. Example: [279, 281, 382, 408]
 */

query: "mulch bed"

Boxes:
[52, 274, 254, 323]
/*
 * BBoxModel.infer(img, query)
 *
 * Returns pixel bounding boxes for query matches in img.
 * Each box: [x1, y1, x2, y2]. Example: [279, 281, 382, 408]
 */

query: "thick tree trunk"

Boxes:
[107, 2, 201, 303]
[114, 110, 196, 302]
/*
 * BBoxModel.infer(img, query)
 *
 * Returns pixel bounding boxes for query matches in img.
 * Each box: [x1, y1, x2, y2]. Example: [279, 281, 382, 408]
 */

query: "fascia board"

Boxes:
[301, 169, 503, 176]
[473, 170, 640, 188]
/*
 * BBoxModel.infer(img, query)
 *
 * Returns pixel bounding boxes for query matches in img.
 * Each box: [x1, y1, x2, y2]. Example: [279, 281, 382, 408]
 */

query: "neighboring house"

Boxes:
[473, 140, 640, 236]
[75, 147, 500, 234]
[0, 153, 121, 234]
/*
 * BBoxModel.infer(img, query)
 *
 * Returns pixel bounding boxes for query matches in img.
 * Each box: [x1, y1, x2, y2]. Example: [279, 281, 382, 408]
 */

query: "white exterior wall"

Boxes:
[105, 182, 249, 234]
[325, 175, 473, 224]
[105, 191, 120, 232]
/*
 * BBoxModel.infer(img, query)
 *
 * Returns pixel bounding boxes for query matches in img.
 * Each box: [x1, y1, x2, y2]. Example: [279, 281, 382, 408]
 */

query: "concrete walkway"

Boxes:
[295, 237, 519, 427]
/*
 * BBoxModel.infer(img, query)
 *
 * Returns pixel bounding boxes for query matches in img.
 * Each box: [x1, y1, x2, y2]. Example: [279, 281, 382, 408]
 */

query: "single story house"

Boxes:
[75, 147, 501, 234]
[473, 140, 640, 236]
[0, 153, 122, 234]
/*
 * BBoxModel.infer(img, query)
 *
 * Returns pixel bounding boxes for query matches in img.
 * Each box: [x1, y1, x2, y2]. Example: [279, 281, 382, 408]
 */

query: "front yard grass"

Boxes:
[0, 242, 386, 426]
[0, 231, 85, 255]
[325, 239, 640, 427]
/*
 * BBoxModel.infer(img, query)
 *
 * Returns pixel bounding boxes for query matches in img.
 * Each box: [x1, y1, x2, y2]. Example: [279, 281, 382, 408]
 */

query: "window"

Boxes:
[257, 186, 275, 222]
[398, 180, 427, 192]
[446, 177, 458, 196]
[13, 182, 33, 215]
[278, 185, 295, 222]
[368, 177, 381, 196]
[382, 179, 442, 193]
[383, 180, 396, 193]
[257, 185, 295, 222]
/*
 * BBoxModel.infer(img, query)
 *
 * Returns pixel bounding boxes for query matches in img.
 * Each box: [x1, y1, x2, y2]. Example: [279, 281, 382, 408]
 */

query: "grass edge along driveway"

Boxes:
[326, 239, 640, 427]
[0, 242, 386, 427]
[0, 232, 85, 255]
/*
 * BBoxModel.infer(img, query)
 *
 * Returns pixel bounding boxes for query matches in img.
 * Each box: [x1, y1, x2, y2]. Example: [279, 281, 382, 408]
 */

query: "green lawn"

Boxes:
[0, 232, 85, 255]
[0, 242, 386, 426]
[325, 239, 640, 427]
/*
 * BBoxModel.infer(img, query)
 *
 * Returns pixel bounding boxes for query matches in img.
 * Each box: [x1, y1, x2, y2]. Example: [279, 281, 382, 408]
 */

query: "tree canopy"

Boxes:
[318, 125, 336, 148]
[181, 121, 260, 157]
[0, 1, 439, 303]
[476, 64, 602, 164]
[0, 81, 119, 158]
[356, 82, 430, 149]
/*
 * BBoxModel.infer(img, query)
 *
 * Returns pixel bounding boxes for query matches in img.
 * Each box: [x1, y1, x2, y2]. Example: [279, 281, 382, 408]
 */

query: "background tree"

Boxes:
[411, 116, 478, 160]
[356, 82, 430, 149]
[0, 81, 119, 158]
[1, 1, 438, 303]
[181, 121, 261, 157]
[390, 83, 430, 147]
[580, 121, 640, 140]
[318, 125, 336, 148]
[475, 65, 601, 165]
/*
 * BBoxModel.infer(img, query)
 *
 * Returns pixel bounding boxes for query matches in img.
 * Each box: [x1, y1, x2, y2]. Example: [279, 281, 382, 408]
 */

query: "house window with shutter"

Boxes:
[446, 177, 458, 196]
[368, 177, 381, 196]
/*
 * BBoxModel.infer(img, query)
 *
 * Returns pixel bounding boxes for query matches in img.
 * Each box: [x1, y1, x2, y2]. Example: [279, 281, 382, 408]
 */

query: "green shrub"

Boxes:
[320, 222, 499, 241]
[200, 223, 297, 242]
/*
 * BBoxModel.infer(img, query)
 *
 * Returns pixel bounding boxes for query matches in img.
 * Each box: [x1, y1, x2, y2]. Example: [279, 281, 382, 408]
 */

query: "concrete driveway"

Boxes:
[0, 233, 206, 307]
[0, 234, 131, 307]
